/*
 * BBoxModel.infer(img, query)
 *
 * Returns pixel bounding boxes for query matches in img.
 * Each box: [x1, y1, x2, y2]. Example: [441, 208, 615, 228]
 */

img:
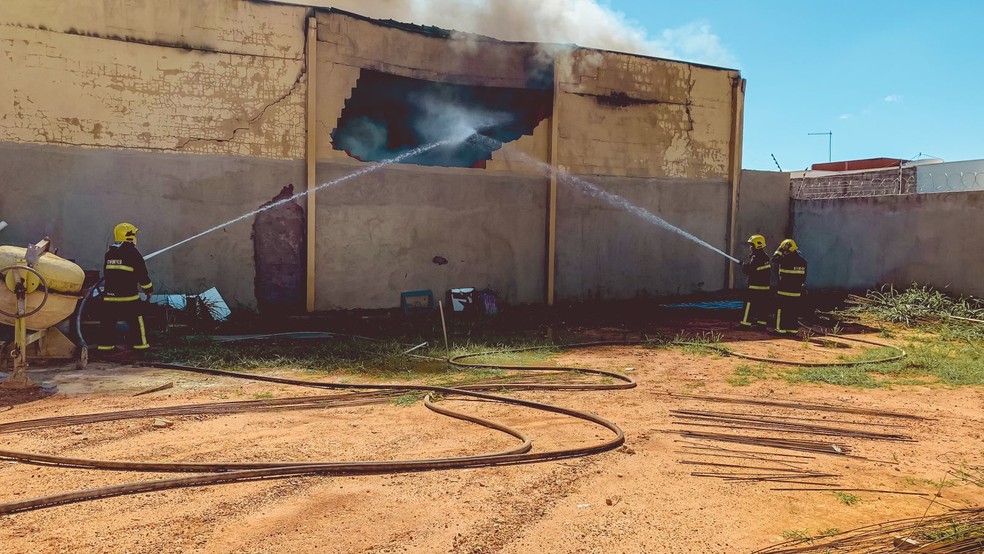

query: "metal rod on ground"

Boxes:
[438, 300, 450, 361]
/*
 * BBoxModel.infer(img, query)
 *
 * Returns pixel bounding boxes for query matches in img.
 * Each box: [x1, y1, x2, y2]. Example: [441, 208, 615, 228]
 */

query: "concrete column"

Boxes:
[305, 16, 318, 312]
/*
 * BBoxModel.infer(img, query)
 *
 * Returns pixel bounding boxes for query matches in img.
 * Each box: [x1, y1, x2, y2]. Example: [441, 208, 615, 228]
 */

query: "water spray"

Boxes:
[144, 140, 451, 261]
[471, 134, 740, 264]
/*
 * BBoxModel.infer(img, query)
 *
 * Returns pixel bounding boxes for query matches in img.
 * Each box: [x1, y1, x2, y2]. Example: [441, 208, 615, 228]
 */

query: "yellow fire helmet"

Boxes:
[114, 222, 139, 244]
[746, 234, 767, 250]
[775, 238, 798, 256]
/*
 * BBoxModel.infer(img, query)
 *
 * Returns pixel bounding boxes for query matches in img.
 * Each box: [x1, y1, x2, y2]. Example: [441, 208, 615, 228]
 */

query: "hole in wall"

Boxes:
[332, 70, 552, 168]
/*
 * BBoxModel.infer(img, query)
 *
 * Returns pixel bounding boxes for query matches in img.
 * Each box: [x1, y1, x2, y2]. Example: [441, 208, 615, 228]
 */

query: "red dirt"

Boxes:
[0, 327, 981, 553]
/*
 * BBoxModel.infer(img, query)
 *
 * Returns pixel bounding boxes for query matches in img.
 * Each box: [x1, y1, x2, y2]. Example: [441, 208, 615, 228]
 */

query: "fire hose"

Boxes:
[1, 312, 906, 514]
[0, 342, 638, 515]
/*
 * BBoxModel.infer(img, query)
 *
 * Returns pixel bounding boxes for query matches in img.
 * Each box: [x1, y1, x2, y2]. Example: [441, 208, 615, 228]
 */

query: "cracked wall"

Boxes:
[557, 49, 737, 179]
[0, 0, 307, 159]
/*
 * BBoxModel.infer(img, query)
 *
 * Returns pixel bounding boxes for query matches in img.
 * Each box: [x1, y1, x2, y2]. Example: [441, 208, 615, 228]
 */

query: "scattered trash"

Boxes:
[400, 289, 433, 314]
[150, 287, 230, 321]
[432, 256, 448, 265]
[576, 503, 591, 508]
[152, 418, 173, 428]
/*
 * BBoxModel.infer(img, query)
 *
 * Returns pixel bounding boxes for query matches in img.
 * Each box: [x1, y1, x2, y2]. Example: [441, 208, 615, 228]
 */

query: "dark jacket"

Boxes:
[103, 242, 153, 301]
[776, 250, 808, 296]
[741, 249, 772, 290]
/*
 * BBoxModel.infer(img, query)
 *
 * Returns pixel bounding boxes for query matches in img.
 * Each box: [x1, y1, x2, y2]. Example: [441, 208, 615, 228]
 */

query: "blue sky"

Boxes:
[608, 0, 983, 171]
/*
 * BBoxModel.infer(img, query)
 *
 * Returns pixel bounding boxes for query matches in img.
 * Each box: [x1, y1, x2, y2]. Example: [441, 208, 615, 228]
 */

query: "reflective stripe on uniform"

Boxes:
[741, 302, 752, 324]
[97, 345, 116, 351]
[136, 316, 148, 347]
[779, 268, 805, 274]
[777, 291, 802, 297]
[748, 285, 770, 290]
[104, 295, 140, 302]
[756, 264, 772, 271]
[140, 282, 154, 290]
[133, 344, 150, 350]
[105, 264, 135, 272]
[775, 308, 782, 332]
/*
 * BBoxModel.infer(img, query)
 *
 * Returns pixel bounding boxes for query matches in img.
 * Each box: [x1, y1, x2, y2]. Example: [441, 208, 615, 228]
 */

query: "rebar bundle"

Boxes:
[753, 508, 984, 553]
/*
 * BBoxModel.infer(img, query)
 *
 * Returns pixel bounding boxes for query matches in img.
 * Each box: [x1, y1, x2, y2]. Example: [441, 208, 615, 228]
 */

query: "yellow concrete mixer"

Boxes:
[0, 238, 87, 389]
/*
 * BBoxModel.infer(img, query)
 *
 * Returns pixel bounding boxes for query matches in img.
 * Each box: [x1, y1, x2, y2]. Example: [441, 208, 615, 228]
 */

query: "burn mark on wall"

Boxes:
[573, 91, 688, 109]
[252, 184, 304, 314]
[331, 70, 551, 168]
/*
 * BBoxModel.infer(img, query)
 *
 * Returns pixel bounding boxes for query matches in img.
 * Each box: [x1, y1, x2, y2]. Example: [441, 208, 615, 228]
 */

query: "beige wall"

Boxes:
[0, 0, 308, 159]
[1, 3, 745, 309]
[556, 49, 738, 179]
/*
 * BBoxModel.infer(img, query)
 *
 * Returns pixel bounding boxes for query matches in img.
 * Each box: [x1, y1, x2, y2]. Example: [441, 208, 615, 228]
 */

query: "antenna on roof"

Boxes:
[808, 131, 832, 162]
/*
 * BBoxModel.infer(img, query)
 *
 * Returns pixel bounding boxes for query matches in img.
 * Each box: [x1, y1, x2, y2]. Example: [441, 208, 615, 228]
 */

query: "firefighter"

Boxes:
[740, 234, 772, 327]
[96, 223, 154, 353]
[773, 238, 808, 335]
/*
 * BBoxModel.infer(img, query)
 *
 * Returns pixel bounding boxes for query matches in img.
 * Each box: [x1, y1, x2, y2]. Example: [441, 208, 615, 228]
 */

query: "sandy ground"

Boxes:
[0, 326, 982, 554]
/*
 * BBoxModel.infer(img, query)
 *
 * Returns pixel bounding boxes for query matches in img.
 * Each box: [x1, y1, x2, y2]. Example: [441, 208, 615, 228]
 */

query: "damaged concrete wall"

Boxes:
[552, 51, 740, 299]
[312, 11, 742, 307]
[792, 192, 984, 298]
[556, 49, 738, 179]
[1, 4, 743, 310]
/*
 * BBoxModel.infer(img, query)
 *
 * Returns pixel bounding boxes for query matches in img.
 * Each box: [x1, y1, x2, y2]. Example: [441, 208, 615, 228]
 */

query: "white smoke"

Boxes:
[285, 0, 737, 67]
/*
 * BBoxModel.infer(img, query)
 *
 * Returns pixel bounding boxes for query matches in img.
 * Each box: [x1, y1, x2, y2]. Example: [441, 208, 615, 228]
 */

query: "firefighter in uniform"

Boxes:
[97, 223, 154, 353]
[773, 239, 808, 335]
[739, 234, 772, 327]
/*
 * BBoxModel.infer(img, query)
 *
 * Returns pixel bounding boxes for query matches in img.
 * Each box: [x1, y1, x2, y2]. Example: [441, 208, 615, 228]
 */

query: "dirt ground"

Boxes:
[0, 323, 982, 554]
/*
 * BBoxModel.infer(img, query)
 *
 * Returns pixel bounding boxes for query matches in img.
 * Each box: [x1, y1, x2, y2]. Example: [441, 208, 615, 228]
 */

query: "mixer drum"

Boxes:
[0, 245, 86, 330]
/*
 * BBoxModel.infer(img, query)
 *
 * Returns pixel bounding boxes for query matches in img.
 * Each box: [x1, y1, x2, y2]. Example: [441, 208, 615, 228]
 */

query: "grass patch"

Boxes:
[785, 339, 983, 388]
[672, 331, 730, 356]
[787, 366, 880, 388]
[252, 391, 274, 400]
[833, 491, 860, 506]
[393, 392, 422, 407]
[727, 363, 772, 386]
[920, 523, 984, 543]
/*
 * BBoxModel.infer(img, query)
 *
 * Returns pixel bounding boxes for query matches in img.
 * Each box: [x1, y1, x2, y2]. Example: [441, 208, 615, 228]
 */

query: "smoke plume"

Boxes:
[287, 0, 736, 67]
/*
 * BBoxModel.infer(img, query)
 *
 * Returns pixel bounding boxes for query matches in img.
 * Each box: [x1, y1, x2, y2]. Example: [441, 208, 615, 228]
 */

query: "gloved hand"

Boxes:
[144, 290, 155, 303]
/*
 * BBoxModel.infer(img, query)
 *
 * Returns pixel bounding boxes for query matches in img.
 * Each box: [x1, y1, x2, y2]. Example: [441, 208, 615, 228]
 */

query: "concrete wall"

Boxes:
[556, 177, 730, 299]
[734, 170, 790, 288]
[310, 12, 742, 307]
[1, 2, 744, 310]
[792, 191, 984, 297]
[0, 0, 308, 158]
[313, 162, 545, 308]
[556, 49, 738, 179]
[0, 142, 304, 308]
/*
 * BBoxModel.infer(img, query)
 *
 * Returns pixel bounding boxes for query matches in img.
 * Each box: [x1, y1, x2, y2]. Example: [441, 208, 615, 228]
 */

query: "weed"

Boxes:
[393, 392, 422, 407]
[833, 491, 860, 506]
[252, 391, 274, 400]
[920, 523, 984, 542]
[780, 529, 811, 541]
[673, 331, 730, 356]
[787, 366, 880, 388]
[727, 363, 771, 386]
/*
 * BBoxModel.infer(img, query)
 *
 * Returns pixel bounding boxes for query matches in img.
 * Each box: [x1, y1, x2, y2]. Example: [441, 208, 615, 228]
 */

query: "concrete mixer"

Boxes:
[0, 237, 87, 389]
